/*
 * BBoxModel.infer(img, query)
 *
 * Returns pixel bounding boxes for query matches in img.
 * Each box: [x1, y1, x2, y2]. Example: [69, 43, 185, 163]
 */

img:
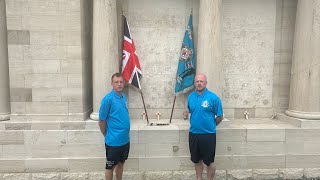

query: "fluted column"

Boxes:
[90, 0, 119, 120]
[0, 0, 10, 121]
[197, 0, 223, 96]
[285, 0, 320, 120]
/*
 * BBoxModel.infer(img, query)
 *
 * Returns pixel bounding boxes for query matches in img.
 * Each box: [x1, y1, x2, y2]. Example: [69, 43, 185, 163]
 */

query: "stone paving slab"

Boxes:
[1, 168, 320, 180]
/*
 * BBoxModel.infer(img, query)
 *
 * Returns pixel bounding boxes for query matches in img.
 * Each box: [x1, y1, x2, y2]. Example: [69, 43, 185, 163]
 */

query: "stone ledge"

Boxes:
[0, 117, 296, 131]
[277, 113, 320, 128]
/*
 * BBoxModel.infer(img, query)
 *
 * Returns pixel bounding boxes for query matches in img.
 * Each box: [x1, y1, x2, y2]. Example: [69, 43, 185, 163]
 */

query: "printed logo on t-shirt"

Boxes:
[201, 100, 209, 108]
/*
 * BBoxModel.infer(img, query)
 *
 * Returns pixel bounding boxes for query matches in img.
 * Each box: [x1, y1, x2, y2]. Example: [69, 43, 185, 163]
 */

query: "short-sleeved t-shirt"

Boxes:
[188, 88, 223, 134]
[99, 90, 130, 146]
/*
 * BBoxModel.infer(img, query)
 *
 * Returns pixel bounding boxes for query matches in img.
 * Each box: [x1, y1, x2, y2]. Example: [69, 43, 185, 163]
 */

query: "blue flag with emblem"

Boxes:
[175, 14, 196, 95]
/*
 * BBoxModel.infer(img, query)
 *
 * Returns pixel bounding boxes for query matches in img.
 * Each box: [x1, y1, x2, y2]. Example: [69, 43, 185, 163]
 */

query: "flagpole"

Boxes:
[140, 91, 149, 124]
[169, 95, 176, 124]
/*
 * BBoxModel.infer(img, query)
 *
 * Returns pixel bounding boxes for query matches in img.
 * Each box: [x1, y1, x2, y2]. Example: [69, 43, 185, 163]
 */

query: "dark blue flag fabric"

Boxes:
[175, 14, 196, 94]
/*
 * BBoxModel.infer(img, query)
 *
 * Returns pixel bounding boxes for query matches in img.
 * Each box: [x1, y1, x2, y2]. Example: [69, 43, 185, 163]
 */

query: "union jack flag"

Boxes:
[122, 15, 142, 89]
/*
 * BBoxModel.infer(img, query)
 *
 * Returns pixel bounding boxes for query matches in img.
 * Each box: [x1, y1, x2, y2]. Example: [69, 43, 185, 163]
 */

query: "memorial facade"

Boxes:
[1, 0, 320, 179]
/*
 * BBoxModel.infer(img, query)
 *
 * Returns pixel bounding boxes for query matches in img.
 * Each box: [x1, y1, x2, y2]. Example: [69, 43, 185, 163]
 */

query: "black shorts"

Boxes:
[105, 143, 130, 169]
[189, 132, 216, 166]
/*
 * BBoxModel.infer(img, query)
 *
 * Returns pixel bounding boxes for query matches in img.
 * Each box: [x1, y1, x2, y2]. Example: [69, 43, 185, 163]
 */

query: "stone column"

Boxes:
[0, 0, 10, 121]
[285, 0, 320, 120]
[197, 0, 223, 96]
[90, 0, 119, 120]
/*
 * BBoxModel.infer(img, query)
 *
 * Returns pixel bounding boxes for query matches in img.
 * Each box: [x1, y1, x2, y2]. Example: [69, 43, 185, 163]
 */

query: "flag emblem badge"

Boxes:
[180, 46, 193, 61]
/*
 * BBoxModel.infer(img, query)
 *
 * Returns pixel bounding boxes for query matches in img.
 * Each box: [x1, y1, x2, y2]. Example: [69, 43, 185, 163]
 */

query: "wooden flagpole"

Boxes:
[140, 91, 149, 124]
[169, 95, 176, 124]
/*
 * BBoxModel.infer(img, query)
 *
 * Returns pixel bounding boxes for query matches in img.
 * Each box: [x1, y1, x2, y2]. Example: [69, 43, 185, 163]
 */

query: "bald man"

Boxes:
[187, 73, 224, 180]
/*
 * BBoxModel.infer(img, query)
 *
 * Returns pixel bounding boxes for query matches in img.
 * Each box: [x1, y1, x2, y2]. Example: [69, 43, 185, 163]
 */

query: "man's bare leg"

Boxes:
[115, 162, 124, 180]
[195, 160, 204, 180]
[105, 169, 113, 180]
[206, 162, 216, 180]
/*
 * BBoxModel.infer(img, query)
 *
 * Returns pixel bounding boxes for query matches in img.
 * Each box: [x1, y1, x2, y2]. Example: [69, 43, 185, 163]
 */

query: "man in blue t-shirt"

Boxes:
[187, 73, 224, 180]
[98, 73, 130, 180]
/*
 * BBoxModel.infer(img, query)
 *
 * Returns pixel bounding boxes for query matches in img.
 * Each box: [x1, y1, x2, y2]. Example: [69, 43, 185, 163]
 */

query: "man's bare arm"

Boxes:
[215, 115, 224, 126]
[98, 120, 106, 137]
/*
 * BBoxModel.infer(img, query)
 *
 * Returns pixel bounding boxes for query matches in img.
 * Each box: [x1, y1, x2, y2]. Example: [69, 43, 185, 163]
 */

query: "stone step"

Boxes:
[1, 125, 320, 159]
[1, 118, 320, 174]
[1, 128, 320, 171]
[1, 155, 320, 174]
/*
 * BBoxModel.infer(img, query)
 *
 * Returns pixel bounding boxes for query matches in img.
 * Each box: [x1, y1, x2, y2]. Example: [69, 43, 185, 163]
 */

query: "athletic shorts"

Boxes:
[105, 143, 130, 169]
[189, 132, 216, 166]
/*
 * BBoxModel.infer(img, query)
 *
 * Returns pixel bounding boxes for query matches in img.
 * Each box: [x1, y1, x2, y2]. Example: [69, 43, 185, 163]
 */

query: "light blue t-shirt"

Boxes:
[188, 88, 223, 134]
[99, 90, 130, 146]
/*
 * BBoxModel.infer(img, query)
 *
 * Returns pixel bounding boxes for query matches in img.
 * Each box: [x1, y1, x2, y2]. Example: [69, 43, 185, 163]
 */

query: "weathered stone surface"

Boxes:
[88, 172, 104, 180]
[286, 155, 320, 168]
[29, 31, 59, 45]
[122, 171, 145, 180]
[216, 129, 247, 142]
[227, 169, 253, 180]
[10, 88, 32, 102]
[247, 129, 285, 142]
[172, 170, 196, 180]
[9, 59, 32, 76]
[25, 159, 68, 173]
[25, 74, 68, 88]
[216, 170, 227, 180]
[2, 144, 27, 159]
[247, 155, 285, 169]
[31, 173, 60, 180]
[222, 0, 276, 108]
[139, 157, 181, 171]
[0, 131, 24, 145]
[26, 102, 68, 114]
[31, 61, 60, 74]
[0, 160, 25, 173]
[60, 144, 104, 158]
[2, 173, 31, 180]
[138, 129, 179, 144]
[30, 45, 66, 60]
[1, 168, 320, 180]
[278, 168, 303, 180]
[5, 123, 31, 130]
[68, 158, 104, 172]
[252, 169, 279, 180]
[60, 172, 89, 180]
[60, 122, 85, 130]
[145, 171, 173, 180]
[7, 30, 30, 45]
[304, 168, 320, 180]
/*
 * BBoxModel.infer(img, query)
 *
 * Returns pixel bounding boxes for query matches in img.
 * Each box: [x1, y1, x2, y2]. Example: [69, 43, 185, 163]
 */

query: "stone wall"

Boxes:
[222, 0, 277, 119]
[5, 0, 296, 120]
[6, 0, 93, 121]
[122, 0, 294, 120]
